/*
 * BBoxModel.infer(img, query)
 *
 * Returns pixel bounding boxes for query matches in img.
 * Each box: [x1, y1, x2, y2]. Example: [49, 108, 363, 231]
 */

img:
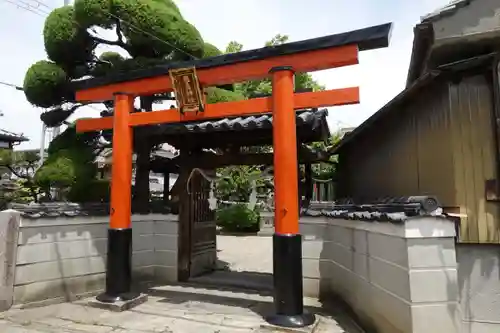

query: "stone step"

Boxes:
[189, 270, 274, 293]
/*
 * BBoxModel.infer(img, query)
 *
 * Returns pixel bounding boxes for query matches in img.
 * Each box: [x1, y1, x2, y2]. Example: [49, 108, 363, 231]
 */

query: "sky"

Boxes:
[0, 0, 451, 150]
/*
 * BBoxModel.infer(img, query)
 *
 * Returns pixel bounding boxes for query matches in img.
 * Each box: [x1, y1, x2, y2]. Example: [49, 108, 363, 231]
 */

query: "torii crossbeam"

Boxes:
[74, 22, 392, 328]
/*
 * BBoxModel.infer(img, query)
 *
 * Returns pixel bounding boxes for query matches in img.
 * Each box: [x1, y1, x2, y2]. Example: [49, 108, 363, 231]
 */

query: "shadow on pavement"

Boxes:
[145, 284, 363, 332]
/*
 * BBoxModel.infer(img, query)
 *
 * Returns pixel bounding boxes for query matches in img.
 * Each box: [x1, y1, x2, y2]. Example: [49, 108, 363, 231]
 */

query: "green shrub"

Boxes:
[216, 204, 260, 233]
[68, 179, 110, 203]
[23, 60, 68, 108]
[44, 6, 95, 68]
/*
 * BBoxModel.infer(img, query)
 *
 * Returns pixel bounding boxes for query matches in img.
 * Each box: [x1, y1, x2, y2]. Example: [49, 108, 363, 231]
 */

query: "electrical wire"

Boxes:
[0, 0, 48, 17]
[36, 0, 199, 60]
[18, 0, 50, 14]
[103, 10, 199, 60]
[7, 0, 199, 60]
[27, 0, 52, 10]
[3, 1, 196, 112]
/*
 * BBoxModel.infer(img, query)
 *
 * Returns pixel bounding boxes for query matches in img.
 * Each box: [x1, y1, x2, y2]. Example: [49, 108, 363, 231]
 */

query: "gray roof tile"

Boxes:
[0, 129, 28, 142]
[300, 196, 445, 222]
[155, 109, 328, 135]
[421, 0, 470, 22]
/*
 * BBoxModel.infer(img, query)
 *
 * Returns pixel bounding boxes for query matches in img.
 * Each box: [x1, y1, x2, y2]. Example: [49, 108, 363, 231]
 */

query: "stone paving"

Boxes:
[0, 235, 363, 332]
[216, 235, 273, 273]
[0, 284, 361, 333]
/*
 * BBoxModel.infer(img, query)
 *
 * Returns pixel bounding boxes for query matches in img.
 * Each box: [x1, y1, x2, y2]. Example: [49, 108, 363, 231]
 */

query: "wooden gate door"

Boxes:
[178, 170, 217, 280]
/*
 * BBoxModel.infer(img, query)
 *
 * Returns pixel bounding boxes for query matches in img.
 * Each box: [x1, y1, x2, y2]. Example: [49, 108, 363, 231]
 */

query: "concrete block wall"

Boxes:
[300, 216, 460, 333]
[0, 210, 178, 309]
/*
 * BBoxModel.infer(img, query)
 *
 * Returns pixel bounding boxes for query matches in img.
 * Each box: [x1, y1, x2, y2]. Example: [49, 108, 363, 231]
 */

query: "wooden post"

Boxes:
[96, 92, 139, 303]
[267, 67, 315, 327]
[305, 164, 313, 205]
[163, 172, 170, 205]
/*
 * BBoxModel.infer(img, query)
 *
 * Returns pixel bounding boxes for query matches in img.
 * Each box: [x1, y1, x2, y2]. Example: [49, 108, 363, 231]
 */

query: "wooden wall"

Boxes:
[448, 75, 500, 243]
[337, 73, 500, 244]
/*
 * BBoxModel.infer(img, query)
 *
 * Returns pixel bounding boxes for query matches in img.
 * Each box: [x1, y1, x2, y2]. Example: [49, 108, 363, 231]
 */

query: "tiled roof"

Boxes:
[9, 195, 442, 222]
[158, 109, 328, 135]
[421, 0, 470, 22]
[300, 196, 445, 222]
[8, 202, 170, 218]
[0, 129, 28, 143]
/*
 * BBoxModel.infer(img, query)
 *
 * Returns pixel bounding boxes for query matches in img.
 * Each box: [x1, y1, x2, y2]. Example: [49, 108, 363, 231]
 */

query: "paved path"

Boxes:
[216, 235, 273, 273]
[0, 284, 361, 333]
[0, 235, 363, 332]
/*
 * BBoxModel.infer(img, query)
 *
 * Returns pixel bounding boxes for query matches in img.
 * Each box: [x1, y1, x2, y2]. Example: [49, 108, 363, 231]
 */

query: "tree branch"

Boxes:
[92, 35, 122, 47]
[6, 165, 27, 179]
[91, 34, 131, 53]
[115, 19, 125, 44]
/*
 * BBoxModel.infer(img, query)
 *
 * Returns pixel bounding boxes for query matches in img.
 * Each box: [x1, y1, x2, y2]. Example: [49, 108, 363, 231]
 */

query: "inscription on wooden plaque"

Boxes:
[169, 67, 204, 113]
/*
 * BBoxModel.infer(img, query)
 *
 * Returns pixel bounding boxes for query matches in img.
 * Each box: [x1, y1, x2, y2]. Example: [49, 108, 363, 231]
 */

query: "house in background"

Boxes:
[0, 129, 28, 177]
[337, 126, 356, 139]
[97, 143, 179, 195]
[17, 143, 180, 196]
[0, 129, 28, 150]
[333, 1, 500, 332]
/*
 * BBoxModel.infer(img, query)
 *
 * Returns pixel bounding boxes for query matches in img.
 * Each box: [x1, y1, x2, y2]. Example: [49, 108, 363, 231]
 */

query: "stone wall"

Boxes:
[300, 215, 459, 333]
[0, 210, 178, 309]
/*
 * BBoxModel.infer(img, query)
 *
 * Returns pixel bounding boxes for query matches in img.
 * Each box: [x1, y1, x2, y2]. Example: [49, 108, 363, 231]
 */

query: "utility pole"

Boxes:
[39, 0, 70, 166]
[39, 124, 47, 166]
[52, 0, 71, 139]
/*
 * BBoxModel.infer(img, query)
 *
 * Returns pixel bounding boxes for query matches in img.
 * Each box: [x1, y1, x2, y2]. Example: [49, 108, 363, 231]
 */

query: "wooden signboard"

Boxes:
[169, 67, 204, 113]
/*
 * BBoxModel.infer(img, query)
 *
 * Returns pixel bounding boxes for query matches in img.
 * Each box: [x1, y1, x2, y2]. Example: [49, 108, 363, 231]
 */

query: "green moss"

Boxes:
[23, 61, 68, 108]
[44, 6, 95, 68]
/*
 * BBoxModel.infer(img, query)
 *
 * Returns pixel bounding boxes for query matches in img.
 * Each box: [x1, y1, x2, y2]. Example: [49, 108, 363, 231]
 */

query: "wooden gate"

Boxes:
[178, 170, 217, 281]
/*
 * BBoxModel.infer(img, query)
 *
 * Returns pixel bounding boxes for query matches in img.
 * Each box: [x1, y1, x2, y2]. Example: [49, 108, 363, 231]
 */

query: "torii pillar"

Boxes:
[267, 66, 315, 326]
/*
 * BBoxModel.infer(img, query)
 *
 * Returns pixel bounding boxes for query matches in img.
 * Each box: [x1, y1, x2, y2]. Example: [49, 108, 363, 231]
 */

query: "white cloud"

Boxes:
[0, 0, 450, 149]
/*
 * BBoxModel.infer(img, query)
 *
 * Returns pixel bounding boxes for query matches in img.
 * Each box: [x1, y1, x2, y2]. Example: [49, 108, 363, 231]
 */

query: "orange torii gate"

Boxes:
[74, 22, 391, 328]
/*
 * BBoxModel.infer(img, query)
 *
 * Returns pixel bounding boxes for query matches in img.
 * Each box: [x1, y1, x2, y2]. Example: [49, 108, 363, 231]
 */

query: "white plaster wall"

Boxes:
[3, 212, 178, 308]
[300, 216, 460, 333]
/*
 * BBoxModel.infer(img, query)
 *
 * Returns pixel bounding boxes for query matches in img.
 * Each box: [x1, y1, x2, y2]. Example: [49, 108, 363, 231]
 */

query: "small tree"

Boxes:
[34, 156, 76, 200]
[0, 150, 43, 203]
[309, 133, 342, 180]
[35, 125, 111, 202]
[226, 34, 326, 98]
